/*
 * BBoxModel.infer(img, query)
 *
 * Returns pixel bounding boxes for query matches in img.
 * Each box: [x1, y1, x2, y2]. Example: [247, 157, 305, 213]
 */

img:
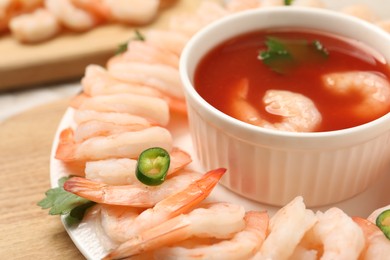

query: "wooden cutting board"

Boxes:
[0, 0, 209, 92]
[0, 99, 85, 259]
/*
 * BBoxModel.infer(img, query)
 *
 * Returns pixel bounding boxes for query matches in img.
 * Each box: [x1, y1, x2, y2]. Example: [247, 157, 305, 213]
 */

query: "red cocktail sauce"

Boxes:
[194, 28, 390, 132]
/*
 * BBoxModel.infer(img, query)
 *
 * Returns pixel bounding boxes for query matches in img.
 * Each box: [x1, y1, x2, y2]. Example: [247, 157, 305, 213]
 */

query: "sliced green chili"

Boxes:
[136, 147, 170, 186]
[376, 209, 390, 240]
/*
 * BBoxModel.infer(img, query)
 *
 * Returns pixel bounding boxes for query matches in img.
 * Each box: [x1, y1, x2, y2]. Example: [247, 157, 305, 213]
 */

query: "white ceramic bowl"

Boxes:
[180, 7, 390, 207]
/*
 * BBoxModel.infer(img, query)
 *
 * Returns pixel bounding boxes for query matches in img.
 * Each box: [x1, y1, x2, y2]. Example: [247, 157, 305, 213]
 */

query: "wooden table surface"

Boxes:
[0, 100, 85, 259]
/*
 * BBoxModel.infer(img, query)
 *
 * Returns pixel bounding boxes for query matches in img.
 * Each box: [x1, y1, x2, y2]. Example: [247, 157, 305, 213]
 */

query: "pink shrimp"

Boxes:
[108, 40, 180, 69]
[97, 168, 225, 248]
[231, 79, 322, 132]
[73, 110, 153, 126]
[64, 170, 204, 207]
[143, 29, 190, 56]
[322, 71, 390, 120]
[66, 167, 225, 206]
[104, 209, 268, 260]
[73, 119, 153, 143]
[55, 126, 172, 162]
[0, 0, 43, 32]
[70, 93, 169, 126]
[85, 147, 192, 185]
[80, 65, 187, 115]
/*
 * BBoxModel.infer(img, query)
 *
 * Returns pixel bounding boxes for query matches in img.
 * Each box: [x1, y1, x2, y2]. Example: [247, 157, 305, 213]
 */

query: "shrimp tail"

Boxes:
[69, 93, 89, 109]
[154, 168, 226, 218]
[103, 215, 191, 259]
[55, 128, 77, 161]
[63, 176, 107, 203]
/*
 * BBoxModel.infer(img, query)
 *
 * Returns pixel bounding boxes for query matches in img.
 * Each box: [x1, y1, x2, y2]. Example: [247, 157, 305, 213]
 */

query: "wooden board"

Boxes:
[0, 0, 203, 92]
[0, 99, 84, 259]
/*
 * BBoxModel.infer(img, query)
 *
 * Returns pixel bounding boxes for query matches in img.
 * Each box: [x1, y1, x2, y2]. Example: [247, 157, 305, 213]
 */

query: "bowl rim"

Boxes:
[180, 6, 390, 143]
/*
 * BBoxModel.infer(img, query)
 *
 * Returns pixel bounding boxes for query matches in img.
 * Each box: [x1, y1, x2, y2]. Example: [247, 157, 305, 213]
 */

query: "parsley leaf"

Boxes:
[38, 176, 95, 226]
[116, 29, 145, 55]
[258, 36, 329, 74]
[284, 0, 294, 5]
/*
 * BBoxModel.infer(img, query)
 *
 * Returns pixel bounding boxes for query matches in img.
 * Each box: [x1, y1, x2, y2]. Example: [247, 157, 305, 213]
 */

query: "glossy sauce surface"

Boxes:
[194, 29, 390, 132]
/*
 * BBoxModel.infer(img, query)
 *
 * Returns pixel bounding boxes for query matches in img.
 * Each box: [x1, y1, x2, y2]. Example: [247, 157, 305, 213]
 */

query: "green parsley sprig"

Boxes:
[38, 176, 96, 226]
[116, 29, 145, 55]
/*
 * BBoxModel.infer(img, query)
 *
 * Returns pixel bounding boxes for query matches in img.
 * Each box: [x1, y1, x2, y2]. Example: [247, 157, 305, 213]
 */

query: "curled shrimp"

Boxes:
[252, 196, 317, 260]
[44, 0, 101, 31]
[108, 40, 180, 69]
[143, 29, 190, 56]
[73, 119, 152, 143]
[299, 208, 365, 260]
[353, 216, 390, 260]
[0, 0, 43, 32]
[55, 126, 172, 162]
[98, 168, 226, 243]
[70, 93, 169, 126]
[81, 65, 187, 115]
[231, 79, 322, 132]
[73, 110, 153, 126]
[104, 202, 252, 259]
[9, 8, 60, 43]
[322, 71, 390, 120]
[64, 170, 203, 207]
[153, 211, 269, 260]
[85, 147, 192, 185]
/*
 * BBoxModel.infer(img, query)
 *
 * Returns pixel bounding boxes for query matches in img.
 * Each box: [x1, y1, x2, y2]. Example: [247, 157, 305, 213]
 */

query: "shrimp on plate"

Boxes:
[55, 126, 172, 162]
[152, 211, 268, 260]
[85, 147, 191, 185]
[231, 79, 322, 132]
[322, 71, 390, 119]
[9, 7, 60, 43]
[225, 0, 261, 13]
[107, 40, 180, 69]
[143, 29, 190, 56]
[81, 65, 187, 114]
[64, 170, 203, 207]
[72, 119, 153, 143]
[168, 1, 228, 37]
[73, 109, 153, 127]
[96, 169, 226, 242]
[297, 207, 365, 260]
[252, 196, 317, 260]
[70, 93, 170, 126]
[107, 60, 184, 100]
[353, 216, 390, 260]
[104, 203, 264, 259]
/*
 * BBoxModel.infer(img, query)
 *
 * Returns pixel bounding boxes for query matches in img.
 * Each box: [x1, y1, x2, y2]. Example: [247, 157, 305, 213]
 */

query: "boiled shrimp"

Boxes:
[103, 0, 160, 25]
[153, 211, 269, 260]
[144, 29, 190, 56]
[300, 207, 365, 260]
[225, 0, 261, 13]
[353, 216, 390, 260]
[107, 60, 184, 99]
[322, 71, 390, 119]
[108, 40, 180, 69]
[81, 65, 162, 97]
[73, 119, 152, 143]
[104, 202, 247, 259]
[231, 79, 322, 132]
[81, 65, 187, 115]
[73, 110, 152, 127]
[70, 93, 169, 126]
[98, 169, 225, 243]
[252, 196, 317, 260]
[169, 1, 228, 37]
[44, 0, 101, 31]
[55, 126, 172, 162]
[0, 0, 43, 32]
[64, 170, 203, 207]
[9, 8, 60, 43]
[85, 147, 192, 185]
[70, 0, 110, 21]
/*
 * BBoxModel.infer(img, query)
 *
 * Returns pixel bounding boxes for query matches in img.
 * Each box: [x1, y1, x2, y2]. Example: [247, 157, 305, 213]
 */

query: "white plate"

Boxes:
[50, 2, 390, 258]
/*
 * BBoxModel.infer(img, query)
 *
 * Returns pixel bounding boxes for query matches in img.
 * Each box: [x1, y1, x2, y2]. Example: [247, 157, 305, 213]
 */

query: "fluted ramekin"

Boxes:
[180, 7, 390, 207]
